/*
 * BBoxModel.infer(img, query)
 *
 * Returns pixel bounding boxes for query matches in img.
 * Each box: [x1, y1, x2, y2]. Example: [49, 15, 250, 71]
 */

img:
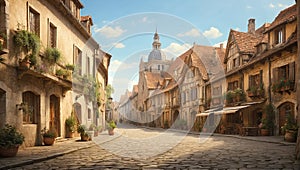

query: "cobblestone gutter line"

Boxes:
[140, 125, 296, 146]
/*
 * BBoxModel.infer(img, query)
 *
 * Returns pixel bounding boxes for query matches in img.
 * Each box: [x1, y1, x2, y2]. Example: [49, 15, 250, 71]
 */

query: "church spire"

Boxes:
[152, 29, 161, 50]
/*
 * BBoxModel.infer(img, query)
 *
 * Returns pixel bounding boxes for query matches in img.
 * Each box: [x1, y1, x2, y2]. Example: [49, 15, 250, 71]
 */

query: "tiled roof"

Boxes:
[266, 4, 296, 32]
[144, 72, 164, 89]
[191, 45, 225, 79]
[81, 15, 93, 25]
[255, 23, 270, 34]
[231, 30, 263, 54]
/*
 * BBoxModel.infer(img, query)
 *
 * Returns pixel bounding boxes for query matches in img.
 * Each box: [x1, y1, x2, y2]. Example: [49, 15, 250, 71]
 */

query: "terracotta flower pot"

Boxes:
[260, 129, 270, 136]
[108, 129, 114, 135]
[81, 134, 89, 141]
[43, 137, 55, 146]
[0, 145, 19, 157]
[284, 130, 297, 142]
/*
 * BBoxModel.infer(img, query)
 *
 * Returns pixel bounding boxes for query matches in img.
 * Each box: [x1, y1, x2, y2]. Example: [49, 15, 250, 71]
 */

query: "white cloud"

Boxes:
[213, 40, 227, 48]
[142, 17, 148, 22]
[177, 28, 201, 37]
[269, 3, 289, 9]
[246, 5, 252, 9]
[113, 42, 125, 48]
[163, 43, 192, 56]
[109, 60, 138, 73]
[269, 3, 275, 8]
[94, 26, 126, 38]
[203, 27, 223, 39]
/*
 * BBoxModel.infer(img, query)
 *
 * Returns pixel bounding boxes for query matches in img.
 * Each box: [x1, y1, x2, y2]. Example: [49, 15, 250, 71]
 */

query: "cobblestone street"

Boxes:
[3, 124, 298, 170]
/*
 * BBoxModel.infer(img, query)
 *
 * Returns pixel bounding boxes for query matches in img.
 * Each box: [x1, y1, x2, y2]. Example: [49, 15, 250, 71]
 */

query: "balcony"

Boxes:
[272, 79, 294, 94]
[225, 88, 246, 106]
[246, 86, 265, 98]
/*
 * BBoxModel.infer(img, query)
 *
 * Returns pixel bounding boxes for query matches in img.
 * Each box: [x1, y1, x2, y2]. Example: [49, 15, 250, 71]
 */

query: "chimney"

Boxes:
[248, 18, 255, 34]
[220, 43, 223, 49]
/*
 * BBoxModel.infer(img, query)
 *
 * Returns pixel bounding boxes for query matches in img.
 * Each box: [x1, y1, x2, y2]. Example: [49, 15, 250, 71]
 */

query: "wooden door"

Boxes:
[50, 95, 60, 137]
[279, 102, 295, 135]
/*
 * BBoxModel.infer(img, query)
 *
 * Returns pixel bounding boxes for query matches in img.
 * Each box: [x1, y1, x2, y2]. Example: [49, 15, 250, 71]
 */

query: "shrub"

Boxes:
[0, 124, 25, 148]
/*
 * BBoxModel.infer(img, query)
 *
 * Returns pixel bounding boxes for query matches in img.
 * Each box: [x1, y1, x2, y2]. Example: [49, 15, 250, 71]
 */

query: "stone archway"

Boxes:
[278, 102, 295, 135]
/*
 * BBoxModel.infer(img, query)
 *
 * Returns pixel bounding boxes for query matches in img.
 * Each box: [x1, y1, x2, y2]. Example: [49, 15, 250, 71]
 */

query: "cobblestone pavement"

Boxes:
[8, 124, 300, 169]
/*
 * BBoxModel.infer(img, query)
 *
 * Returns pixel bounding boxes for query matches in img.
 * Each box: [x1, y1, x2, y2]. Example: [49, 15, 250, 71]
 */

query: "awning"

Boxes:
[197, 105, 251, 117]
[196, 107, 222, 117]
[215, 105, 251, 115]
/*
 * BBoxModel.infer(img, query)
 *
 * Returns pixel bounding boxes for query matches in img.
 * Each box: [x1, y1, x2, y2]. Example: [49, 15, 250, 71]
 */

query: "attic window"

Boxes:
[274, 27, 285, 45]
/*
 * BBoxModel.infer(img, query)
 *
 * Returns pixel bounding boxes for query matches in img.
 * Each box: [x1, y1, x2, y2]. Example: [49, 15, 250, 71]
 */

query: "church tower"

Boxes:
[139, 30, 171, 73]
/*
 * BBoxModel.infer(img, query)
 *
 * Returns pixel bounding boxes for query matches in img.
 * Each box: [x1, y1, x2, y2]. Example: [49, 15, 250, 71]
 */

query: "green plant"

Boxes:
[89, 124, 96, 131]
[56, 69, 66, 76]
[261, 103, 275, 131]
[44, 47, 62, 64]
[107, 121, 116, 130]
[41, 127, 57, 138]
[77, 124, 86, 134]
[225, 90, 234, 103]
[65, 116, 77, 132]
[0, 124, 25, 148]
[281, 114, 298, 133]
[65, 64, 75, 71]
[14, 30, 40, 58]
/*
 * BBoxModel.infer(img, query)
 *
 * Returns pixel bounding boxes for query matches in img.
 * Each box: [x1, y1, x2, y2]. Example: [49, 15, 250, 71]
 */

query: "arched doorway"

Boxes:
[74, 103, 82, 124]
[172, 110, 179, 125]
[50, 95, 60, 137]
[0, 88, 6, 127]
[278, 102, 295, 135]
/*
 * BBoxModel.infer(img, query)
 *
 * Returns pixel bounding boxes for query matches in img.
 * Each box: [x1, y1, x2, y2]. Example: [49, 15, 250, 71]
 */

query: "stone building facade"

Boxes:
[0, 0, 110, 147]
[119, 3, 298, 137]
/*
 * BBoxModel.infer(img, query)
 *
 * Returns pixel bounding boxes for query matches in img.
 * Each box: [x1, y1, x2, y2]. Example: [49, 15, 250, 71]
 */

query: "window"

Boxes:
[29, 7, 40, 36]
[22, 91, 40, 124]
[274, 27, 285, 45]
[233, 58, 239, 68]
[73, 46, 82, 75]
[158, 65, 160, 70]
[49, 23, 57, 48]
[181, 92, 186, 104]
[273, 62, 295, 82]
[213, 85, 222, 96]
[162, 65, 164, 71]
[228, 81, 239, 91]
[88, 108, 91, 119]
[249, 71, 262, 88]
[191, 88, 198, 100]
[86, 57, 90, 75]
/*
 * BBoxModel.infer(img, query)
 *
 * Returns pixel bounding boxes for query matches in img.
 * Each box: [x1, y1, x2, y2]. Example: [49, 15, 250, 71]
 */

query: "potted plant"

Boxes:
[65, 115, 76, 138]
[44, 47, 62, 64]
[260, 103, 275, 136]
[107, 121, 117, 135]
[0, 124, 25, 157]
[41, 127, 57, 146]
[281, 114, 298, 142]
[77, 124, 90, 141]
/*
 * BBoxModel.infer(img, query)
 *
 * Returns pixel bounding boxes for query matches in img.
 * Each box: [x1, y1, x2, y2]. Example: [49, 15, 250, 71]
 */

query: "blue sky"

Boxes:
[81, 0, 295, 101]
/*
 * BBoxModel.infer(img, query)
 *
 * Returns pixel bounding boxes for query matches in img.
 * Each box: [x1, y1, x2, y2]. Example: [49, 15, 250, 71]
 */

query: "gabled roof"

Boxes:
[266, 4, 296, 32]
[144, 72, 164, 89]
[231, 30, 263, 54]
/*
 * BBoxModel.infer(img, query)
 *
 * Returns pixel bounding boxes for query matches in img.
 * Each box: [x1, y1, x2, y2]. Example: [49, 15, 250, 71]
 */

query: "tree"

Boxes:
[105, 84, 114, 100]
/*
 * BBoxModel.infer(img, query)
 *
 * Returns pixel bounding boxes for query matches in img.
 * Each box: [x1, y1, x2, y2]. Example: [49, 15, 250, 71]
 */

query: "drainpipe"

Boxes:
[268, 57, 272, 103]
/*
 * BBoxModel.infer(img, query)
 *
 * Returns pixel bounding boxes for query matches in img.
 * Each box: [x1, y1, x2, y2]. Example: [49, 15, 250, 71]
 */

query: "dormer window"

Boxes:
[274, 27, 285, 45]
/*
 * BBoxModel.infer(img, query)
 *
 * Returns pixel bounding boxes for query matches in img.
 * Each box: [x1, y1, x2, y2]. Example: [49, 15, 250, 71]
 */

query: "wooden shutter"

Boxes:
[289, 62, 295, 82]
[272, 67, 278, 83]
[259, 70, 263, 85]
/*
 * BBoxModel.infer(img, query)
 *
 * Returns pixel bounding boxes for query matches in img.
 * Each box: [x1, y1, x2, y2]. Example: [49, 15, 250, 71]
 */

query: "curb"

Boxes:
[139, 125, 296, 146]
[0, 130, 124, 170]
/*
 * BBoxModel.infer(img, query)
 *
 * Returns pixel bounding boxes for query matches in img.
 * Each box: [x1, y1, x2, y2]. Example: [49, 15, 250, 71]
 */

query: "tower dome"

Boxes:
[148, 31, 166, 61]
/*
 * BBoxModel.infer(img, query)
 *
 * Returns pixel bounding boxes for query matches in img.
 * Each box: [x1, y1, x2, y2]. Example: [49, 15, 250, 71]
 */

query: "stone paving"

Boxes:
[3, 123, 300, 170]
